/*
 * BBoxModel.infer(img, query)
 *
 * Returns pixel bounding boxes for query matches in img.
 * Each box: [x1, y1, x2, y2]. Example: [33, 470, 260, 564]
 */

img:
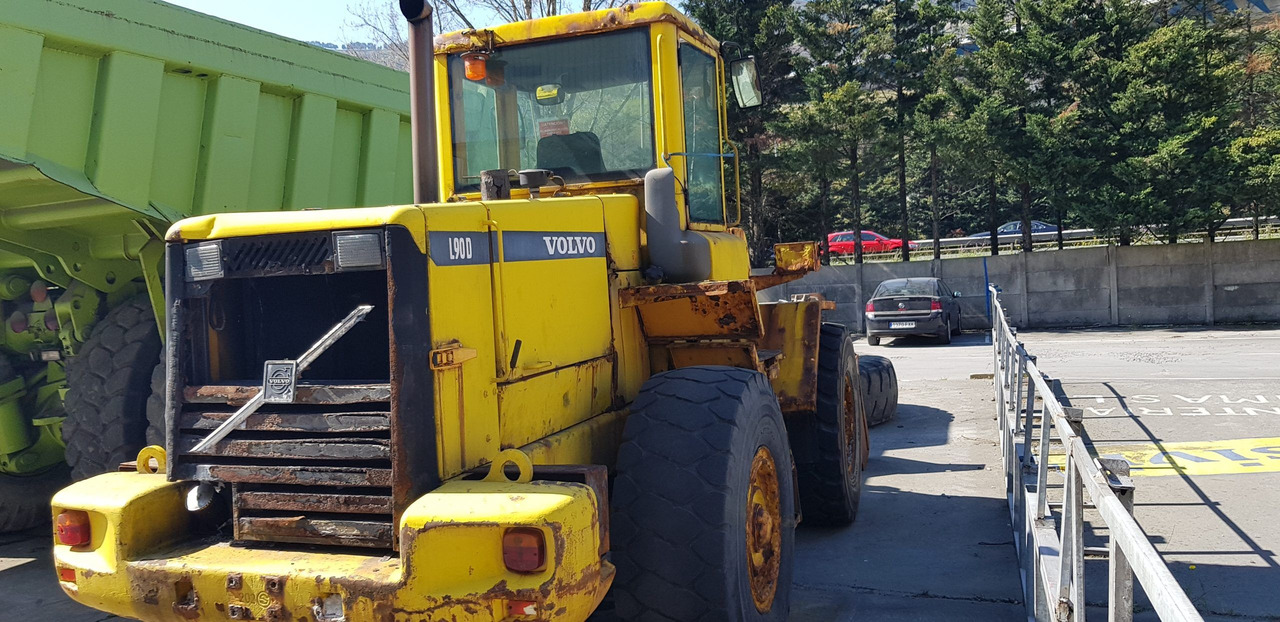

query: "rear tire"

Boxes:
[789, 324, 865, 526]
[940, 318, 953, 344]
[859, 355, 899, 426]
[866, 335, 881, 346]
[63, 296, 164, 480]
[612, 366, 796, 621]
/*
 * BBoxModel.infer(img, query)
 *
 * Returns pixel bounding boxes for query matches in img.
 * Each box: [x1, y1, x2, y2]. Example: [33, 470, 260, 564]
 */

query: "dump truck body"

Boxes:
[0, 0, 413, 521]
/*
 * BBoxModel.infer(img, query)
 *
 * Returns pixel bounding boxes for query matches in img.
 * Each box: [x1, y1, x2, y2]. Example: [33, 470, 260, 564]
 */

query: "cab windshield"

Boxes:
[448, 29, 656, 193]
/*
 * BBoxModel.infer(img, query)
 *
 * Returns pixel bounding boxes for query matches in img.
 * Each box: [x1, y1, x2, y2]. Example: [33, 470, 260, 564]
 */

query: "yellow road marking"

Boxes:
[1048, 436, 1280, 477]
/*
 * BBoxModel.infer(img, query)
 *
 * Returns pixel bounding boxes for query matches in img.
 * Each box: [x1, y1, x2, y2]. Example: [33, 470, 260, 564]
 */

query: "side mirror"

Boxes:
[954, 291, 962, 298]
[729, 57, 763, 109]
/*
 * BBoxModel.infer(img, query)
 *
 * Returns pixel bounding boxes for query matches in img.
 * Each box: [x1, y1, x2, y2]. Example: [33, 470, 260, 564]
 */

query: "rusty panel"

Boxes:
[759, 299, 823, 412]
[621, 280, 763, 341]
[236, 516, 391, 548]
[666, 343, 760, 371]
[750, 241, 821, 290]
[200, 464, 392, 487]
[179, 410, 390, 433]
[184, 383, 391, 405]
[236, 491, 392, 514]
[179, 435, 390, 460]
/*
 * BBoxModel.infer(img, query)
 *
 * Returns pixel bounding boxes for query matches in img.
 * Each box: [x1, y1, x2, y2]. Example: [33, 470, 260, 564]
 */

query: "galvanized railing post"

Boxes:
[1021, 355, 1037, 468]
[1102, 458, 1137, 622]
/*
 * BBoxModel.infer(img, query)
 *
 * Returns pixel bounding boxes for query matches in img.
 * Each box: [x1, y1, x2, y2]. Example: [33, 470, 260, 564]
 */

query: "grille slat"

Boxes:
[221, 233, 333, 276]
[178, 434, 390, 461]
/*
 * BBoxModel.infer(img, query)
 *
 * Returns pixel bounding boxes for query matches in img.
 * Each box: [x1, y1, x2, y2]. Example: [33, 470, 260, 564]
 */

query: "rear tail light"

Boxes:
[930, 300, 942, 311]
[865, 302, 874, 313]
[502, 527, 546, 573]
[55, 510, 91, 547]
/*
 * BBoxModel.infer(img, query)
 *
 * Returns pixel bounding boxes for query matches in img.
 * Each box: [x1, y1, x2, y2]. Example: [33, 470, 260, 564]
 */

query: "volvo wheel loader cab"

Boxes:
[51, 3, 872, 621]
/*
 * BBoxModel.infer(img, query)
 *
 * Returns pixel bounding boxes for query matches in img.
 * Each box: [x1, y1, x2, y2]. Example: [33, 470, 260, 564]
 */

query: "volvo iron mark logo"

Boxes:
[262, 361, 297, 404]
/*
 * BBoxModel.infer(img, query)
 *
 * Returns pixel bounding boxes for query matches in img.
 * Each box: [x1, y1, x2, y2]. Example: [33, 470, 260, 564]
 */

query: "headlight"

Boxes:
[333, 232, 384, 269]
[184, 242, 223, 281]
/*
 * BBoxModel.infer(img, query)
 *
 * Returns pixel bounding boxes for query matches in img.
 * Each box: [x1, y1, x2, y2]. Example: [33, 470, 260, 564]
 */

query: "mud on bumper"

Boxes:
[52, 473, 612, 622]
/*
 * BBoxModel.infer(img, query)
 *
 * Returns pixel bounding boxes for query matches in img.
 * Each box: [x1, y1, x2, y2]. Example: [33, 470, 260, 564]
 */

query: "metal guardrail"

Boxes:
[990, 285, 1204, 622]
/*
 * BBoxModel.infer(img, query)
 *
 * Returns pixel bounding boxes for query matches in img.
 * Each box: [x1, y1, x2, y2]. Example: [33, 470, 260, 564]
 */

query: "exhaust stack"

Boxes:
[400, 1, 440, 204]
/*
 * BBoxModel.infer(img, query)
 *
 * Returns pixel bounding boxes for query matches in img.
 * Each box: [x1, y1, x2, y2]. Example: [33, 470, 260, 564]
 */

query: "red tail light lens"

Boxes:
[56, 510, 91, 547]
[503, 528, 546, 573]
[930, 300, 942, 311]
[865, 302, 874, 313]
[58, 567, 76, 583]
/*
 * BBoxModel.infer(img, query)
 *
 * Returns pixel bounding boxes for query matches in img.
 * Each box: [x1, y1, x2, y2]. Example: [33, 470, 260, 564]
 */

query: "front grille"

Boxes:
[173, 384, 396, 549]
[222, 233, 334, 276]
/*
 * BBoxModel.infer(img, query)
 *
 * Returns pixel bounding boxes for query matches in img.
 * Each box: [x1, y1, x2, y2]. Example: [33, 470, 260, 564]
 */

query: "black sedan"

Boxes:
[864, 277, 962, 345]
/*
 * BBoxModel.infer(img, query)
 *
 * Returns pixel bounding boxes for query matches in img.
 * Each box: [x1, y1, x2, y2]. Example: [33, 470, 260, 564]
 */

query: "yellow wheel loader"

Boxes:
[49, 2, 873, 620]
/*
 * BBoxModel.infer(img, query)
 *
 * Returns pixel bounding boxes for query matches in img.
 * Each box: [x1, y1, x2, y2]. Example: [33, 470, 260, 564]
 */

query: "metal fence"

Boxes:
[990, 286, 1204, 622]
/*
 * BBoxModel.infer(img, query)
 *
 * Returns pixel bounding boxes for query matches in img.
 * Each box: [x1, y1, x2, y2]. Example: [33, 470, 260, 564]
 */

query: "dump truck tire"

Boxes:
[0, 464, 71, 532]
[145, 361, 166, 447]
[63, 296, 163, 480]
[859, 354, 898, 426]
[0, 356, 71, 532]
[789, 324, 865, 526]
[612, 366, 796, 621]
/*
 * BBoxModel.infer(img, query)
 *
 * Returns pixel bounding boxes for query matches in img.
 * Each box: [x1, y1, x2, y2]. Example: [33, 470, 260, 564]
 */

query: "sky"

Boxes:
[163, 0, 366, 44]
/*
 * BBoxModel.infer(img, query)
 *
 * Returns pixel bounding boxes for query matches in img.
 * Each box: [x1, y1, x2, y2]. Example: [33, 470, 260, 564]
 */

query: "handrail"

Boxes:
[989, 285, 1203, 622]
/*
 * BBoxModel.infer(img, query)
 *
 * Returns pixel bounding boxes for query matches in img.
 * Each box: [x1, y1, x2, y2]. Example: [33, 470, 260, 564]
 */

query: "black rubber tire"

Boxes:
[63, 296, 164, 480]
[612, 366, 796, 621]
[0, 464, 71, 532]
[789, 324, 865, 527]
[951, 314, 962, 336]
[940, 317, 953, 344]
[145, 360, 167, 447]
[0, 356, 71, 532]
[866, 335, 881, 346]
[858, 354, 899, 427]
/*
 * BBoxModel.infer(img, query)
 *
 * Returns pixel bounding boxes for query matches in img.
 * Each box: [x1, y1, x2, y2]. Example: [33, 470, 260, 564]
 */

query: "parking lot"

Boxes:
[3, 325, 1277, 621]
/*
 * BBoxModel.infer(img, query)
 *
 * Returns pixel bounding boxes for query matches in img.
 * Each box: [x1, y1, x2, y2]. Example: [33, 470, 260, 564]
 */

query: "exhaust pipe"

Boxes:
[400, 1, 440, 204]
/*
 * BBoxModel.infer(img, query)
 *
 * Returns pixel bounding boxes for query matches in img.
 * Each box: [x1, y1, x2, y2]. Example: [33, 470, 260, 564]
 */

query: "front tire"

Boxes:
[790, 324, 865, 526]
[612, 366, 796, 621]
[63, 296, 164, 480]
[866, 335, 881, 346]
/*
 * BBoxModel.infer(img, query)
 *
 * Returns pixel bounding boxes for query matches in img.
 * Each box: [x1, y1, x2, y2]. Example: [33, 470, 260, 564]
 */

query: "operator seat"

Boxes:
[537, 131, 607, 178]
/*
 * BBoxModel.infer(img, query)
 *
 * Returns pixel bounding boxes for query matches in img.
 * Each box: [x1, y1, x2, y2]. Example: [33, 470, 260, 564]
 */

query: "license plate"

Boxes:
[890, 322, 916, 329]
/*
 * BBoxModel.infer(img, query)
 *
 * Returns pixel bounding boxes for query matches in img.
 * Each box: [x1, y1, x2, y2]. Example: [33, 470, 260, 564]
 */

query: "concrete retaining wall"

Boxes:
[761, 238, 1280, 331]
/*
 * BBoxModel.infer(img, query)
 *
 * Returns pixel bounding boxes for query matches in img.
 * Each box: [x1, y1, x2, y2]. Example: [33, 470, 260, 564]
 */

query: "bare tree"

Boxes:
[465, 0, 627, 23]
[342, 1, 473, 70]
[341, 0, 629, 70]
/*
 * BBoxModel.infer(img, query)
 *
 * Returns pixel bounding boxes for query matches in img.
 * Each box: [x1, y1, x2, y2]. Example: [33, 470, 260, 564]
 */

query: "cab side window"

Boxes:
[679, 43, 725, 224]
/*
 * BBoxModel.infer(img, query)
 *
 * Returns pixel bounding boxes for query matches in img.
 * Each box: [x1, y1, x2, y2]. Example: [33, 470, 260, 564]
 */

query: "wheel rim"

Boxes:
[746, 446, 782, 613]
[843, 373, 859, 479]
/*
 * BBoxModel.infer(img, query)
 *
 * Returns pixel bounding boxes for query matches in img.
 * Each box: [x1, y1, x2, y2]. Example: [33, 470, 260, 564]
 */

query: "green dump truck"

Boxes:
[0, 0, 412, 531]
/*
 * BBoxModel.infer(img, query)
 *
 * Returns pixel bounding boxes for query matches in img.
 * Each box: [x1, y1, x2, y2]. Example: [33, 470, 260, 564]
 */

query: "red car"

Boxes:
[827, 230, 918, 255]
